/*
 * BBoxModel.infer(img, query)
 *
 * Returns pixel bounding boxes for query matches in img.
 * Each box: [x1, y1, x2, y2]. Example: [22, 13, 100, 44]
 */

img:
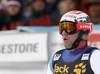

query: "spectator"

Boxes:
[85, 0, 100, 24]
[21, 0, 32, 17]
[46, 0, 61, 26]
[31, 0, 46, 18]
[23, 1, 32, 18]
[6, 0, 26, 30]
[46, 0, 60, 14]
[25, 0, 52, 26]
[0, 3, 9, 30]
[25, 0, 61, 26]
[58, 0, 82, 15]
[1, 0, 7, 5]
[21, 0, 31, 4]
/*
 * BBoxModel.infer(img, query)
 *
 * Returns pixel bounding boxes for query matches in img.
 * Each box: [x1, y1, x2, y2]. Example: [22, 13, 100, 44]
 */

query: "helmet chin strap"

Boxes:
[66, 38, 82, 50]
[66, 30, 83, 50]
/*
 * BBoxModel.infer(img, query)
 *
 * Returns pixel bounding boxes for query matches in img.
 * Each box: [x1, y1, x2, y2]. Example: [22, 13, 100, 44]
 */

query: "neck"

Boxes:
[71, 40, 87, 51]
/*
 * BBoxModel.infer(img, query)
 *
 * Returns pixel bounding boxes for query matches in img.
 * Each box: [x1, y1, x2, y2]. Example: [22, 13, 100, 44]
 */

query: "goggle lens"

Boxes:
[59, 21, 76, 34]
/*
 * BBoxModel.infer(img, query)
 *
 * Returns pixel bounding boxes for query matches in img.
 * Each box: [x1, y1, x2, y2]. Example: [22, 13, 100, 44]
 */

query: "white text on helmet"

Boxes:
[80, 25, 91, 29]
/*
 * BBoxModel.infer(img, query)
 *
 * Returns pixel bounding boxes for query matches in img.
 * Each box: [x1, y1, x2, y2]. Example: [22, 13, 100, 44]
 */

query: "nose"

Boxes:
[62, 30, 68, 36]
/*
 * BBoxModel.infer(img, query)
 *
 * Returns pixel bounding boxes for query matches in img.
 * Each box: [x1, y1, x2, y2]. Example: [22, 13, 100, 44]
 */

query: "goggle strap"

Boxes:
[67, 38, 81, 50]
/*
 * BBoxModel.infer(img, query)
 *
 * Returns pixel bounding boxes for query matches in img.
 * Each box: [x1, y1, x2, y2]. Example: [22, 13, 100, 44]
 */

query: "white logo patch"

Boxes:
[81, 53, 90, 60]
[53, 54, 61, 61]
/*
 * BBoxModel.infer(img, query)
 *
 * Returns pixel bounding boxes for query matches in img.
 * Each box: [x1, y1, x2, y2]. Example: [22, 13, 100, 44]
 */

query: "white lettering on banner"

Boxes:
[0, 43, 38, 54]
[0, 33, 48, 62]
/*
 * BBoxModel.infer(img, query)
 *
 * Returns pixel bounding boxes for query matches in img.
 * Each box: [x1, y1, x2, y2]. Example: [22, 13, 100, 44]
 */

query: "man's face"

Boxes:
[88, 3, 100, 17]
[7, 5, 20, 16]
[32, 0, 45, 12]
[62, 30, 78, 49]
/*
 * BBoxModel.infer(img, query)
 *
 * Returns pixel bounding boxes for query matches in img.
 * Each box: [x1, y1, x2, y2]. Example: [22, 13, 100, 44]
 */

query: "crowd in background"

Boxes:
[0, 0, 100, 31]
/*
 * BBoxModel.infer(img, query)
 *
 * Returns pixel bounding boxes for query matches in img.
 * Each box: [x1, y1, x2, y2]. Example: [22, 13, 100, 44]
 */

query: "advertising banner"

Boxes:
[48, 30, 100, 58]
[0, 32, 48, 62]
[88, 31, 100, 49]
[48, 31, 65, 57]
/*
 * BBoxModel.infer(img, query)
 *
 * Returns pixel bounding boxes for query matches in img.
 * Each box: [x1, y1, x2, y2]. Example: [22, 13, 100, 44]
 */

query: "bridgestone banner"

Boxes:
[0, 32, 48, 62]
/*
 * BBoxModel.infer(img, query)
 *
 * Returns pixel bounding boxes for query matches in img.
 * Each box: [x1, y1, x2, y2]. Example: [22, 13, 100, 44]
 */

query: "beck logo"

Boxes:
[76, 24, 92, 30]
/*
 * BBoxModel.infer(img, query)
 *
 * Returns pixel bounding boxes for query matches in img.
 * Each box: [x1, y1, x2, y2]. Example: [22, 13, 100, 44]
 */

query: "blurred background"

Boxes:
[0, 0, 100, 74]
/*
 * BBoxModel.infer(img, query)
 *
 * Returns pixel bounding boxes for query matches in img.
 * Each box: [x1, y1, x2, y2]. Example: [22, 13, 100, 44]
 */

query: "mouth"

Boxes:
[63, 37, 68, 42]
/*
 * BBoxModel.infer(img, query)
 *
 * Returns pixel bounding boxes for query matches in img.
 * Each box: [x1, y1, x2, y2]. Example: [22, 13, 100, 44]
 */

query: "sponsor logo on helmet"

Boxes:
[64, 15, 76, 18]
[67, 11, 83, 15]
[77, 16, 91, 24]
[80, 25, 90, 28]
[76, 24, 92, 30]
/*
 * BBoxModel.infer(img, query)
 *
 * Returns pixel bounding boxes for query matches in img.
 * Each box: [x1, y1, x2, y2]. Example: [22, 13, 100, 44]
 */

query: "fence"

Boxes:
[0, 25, 100, 74]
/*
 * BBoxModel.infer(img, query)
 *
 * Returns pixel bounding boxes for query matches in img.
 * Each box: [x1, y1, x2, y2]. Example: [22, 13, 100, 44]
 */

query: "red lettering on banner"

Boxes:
[76, 24, 92, 30]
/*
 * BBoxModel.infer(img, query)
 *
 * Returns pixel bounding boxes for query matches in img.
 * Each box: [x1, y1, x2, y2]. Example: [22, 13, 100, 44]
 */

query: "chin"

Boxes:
[65, 45, 72, 49]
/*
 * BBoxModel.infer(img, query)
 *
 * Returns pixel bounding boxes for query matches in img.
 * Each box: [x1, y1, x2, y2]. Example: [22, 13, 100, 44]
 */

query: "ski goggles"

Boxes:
[59, 21, 92, 35]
